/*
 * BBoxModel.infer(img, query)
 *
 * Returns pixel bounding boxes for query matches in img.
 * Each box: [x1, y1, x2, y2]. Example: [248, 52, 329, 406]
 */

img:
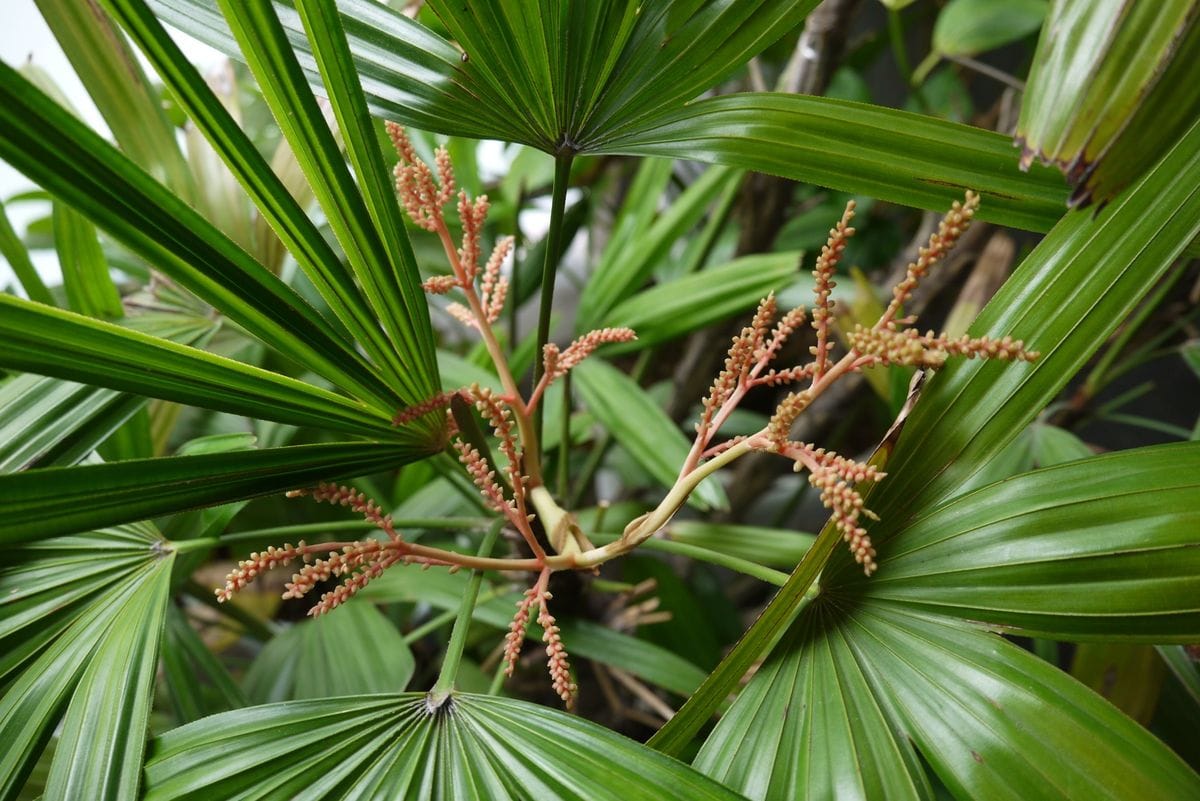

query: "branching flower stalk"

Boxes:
[215, 135, 1037, 706]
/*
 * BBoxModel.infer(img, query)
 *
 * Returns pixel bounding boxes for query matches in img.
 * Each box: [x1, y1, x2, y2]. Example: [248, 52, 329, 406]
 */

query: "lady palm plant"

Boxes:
[1, 0, 1199, 799]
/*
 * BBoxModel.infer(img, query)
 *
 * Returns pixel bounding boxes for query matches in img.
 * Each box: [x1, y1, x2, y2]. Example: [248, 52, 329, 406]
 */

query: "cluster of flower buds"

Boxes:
[216, 483, 455, 616]
[810, 201, 855, 377]
[387, 122, 454, 232]
[785, 444, 886, 574]
[502, 569, 577, 709]
[388, 122, 514, 332]
[685, 191, 1038, 574]
[848, 326, 1038, 369]
[689, 294, 813, 469]
[216, 542, 308, 602]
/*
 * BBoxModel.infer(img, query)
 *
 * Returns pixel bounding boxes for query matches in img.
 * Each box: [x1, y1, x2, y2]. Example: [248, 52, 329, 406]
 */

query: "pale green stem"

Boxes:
[487, 657, 509, 695]
[887, 8, 913, 87]
[573, 440, 753, 568]
[588, 532, 789, 586]
[533, 153, 575, 449]
[430, 520, 504, 702]
[647, 518, 841, 756]
[172, 537, 219, 554]
[585, 349, 860, 568]
[220, 518, 492, 543]
[404, 586, 505, 645]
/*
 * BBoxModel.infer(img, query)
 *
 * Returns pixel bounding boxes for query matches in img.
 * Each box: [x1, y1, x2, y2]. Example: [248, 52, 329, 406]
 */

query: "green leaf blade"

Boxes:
[0, 526, 169, 799]
[847, 605, 1200, 799]
[848, 114, 1200, 566]
[35, 0, 195, 200]
[0, 60, 402, 412]
[51, 203, 123, 320]
[147, 0, 500, 139]
[580, 0, 821, 143]
[1017, 0, 1200, 206]
[294, 0, 441, 397]
[859, 442, 1200, 641]
[161, 605, 246, 725]
[44, 557, 173, 800]
[932, 0, 1047, 58]
[102, 0, 422, 396]
[695, 608, 931, 801]
[578, 163, 745, 331]
[0, 294, 395, 438]
[144, 694, 746, 800]
[667, 521, 816, 569]
[700, 598, 1200, 800]
[0, 443, 432, 543]
[215, 0, 440, 405]
[244, 600, 415, 703]
[0, 375, 123, 473]
[597, 93, 1069, 232]
[602, 252, 802, 349]
[573, 359, 727, 511]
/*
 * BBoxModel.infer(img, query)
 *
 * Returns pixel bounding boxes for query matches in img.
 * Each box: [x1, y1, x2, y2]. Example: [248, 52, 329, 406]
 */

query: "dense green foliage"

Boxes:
[1, 1, 1199, 799]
